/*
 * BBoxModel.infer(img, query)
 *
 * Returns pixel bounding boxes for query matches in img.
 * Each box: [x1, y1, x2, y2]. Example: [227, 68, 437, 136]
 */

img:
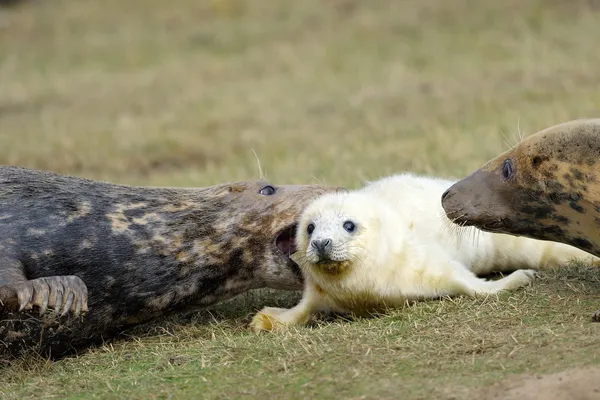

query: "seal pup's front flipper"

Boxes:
[250, 281, 327, 332]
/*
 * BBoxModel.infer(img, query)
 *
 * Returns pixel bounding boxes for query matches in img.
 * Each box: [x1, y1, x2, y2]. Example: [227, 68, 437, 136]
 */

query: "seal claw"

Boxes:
[38, 282, 50, 316]
[0, 275, 88, 317]
[74, 295, 83, 316]
[16, 283, 33, 312]
[54, 285, 64, 316]
[61, 292, 75, 317]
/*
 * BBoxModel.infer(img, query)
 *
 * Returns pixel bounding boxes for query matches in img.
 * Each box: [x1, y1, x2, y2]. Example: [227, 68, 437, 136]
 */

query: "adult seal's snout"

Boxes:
[440, 179, 474, 225]
[441, 167, 513, 230]
[440, 186, 458, 216]
[441, 188, 451, 202]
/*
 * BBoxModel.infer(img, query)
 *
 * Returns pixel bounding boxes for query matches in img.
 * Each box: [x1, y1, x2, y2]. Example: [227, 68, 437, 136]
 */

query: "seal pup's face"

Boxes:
[441, 118, 600, 255]
[214, 180, 345, 290]
[295, 192, 379, 275]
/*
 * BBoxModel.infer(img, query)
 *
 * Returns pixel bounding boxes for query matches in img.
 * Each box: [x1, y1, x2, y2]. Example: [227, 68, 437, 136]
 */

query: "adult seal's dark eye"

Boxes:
[259, 185, 276, 196]
[502, 159, 515, 181]
[343, 221, 356, 233]
[307, 223, 315, 235]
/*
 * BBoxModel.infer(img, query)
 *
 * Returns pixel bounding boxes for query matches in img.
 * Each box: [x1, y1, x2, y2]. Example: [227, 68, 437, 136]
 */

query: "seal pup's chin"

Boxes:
[275, 223, 299, 266]
[308, 259, 352, 275]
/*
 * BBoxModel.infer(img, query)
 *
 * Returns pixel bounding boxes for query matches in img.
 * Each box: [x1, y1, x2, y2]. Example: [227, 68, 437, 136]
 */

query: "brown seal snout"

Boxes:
[441, 168, 512, 232]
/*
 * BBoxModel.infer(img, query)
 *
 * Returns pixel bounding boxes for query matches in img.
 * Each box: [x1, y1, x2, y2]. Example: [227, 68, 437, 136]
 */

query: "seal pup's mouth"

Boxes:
[275, 223, 298, 262]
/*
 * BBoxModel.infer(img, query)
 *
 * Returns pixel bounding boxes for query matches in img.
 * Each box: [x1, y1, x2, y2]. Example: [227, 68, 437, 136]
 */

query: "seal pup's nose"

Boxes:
[311, 238, 332, 258]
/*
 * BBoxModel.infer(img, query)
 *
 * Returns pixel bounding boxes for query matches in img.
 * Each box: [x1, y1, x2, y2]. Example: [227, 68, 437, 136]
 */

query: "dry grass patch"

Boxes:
[1, 0, 600, 398]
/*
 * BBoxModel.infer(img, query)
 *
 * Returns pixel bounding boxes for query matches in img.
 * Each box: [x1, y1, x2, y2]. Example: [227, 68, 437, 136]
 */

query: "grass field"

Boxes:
[1, 0, 600, 398]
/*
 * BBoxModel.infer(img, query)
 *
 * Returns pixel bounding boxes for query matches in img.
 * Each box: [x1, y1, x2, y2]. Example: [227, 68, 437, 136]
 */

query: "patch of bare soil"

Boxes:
[464, 367, 600, 400]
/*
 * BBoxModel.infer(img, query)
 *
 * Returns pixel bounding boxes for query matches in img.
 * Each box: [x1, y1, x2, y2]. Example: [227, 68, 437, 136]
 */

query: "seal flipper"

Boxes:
[4, 276, 88, 317]
[593, 310, 600, 322]
[0, 256, 88, 317]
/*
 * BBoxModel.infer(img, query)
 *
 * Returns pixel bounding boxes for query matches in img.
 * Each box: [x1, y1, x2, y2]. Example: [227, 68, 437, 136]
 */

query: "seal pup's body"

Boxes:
[0, 166, 340, 360]
[441, 119, 600, 320]
[250, 173, 596, 331]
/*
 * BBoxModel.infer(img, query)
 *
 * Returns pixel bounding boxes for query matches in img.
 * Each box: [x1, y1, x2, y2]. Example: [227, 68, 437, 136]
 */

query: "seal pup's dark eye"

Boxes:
[343, 221, 356, 233]
[259, 185, 276, 196]
[307, 223, 315, 235]
[502, 159, 515, 181]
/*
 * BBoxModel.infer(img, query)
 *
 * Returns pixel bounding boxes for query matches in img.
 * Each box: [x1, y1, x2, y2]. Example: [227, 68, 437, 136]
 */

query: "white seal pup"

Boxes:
[250, 173, 598, 332]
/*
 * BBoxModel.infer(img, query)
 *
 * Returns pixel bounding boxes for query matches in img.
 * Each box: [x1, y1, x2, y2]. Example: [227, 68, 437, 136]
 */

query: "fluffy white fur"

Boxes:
[250, 173, 598, 332]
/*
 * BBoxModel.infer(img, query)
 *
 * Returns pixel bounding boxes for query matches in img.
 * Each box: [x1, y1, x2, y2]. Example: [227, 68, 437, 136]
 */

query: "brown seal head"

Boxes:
[441, 119, 600, 322]
[441, 119, 600, 257]
[0, 166, 343, 361]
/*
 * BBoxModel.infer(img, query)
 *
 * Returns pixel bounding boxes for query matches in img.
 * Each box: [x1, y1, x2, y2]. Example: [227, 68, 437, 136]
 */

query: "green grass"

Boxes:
[1, 0, 600, 398]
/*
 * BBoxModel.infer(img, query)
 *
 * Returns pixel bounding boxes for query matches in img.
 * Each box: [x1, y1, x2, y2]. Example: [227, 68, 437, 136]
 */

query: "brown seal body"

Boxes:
[440, 119, 600, 320]
[0, 166, 341, 361]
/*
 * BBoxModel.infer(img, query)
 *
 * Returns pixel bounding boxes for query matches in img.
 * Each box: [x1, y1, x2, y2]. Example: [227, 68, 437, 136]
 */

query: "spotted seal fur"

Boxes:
[440, 119, 600, 320]
[0, 165, 341, 360]
[249, 173, 595, 332]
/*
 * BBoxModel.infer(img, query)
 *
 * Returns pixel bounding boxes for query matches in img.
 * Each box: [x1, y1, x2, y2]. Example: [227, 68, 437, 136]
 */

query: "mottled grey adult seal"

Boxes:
[440, 119, 600, 320]
[0, 165, 341, 361]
